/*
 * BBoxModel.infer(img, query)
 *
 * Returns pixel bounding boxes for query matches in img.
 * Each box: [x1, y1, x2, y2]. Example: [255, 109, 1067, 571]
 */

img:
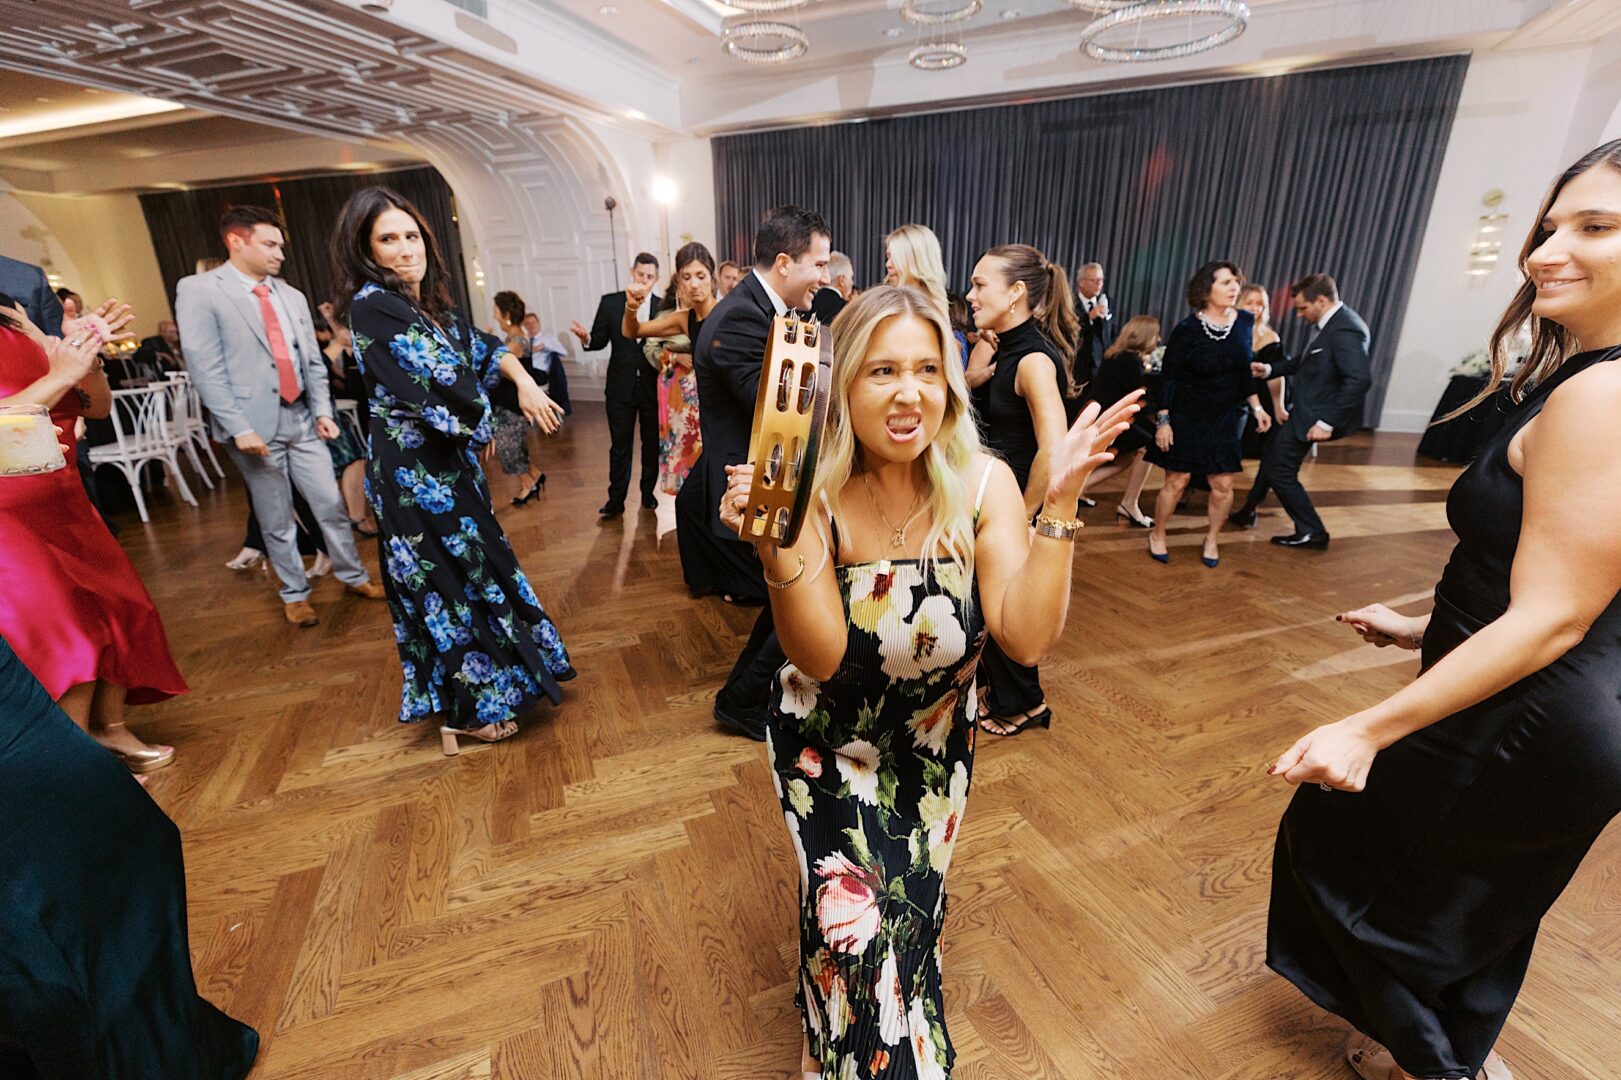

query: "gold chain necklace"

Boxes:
[862, 473, 928, 550]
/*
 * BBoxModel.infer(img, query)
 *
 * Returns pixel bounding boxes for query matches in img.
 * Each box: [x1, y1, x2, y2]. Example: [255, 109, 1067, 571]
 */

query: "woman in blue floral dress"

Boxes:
[720, 286, 1141, 1078]
[331, 186, 573, 752]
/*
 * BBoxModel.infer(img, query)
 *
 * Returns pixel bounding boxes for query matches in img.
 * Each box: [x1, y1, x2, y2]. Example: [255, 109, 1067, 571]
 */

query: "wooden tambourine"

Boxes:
[737, 314, 833, 547]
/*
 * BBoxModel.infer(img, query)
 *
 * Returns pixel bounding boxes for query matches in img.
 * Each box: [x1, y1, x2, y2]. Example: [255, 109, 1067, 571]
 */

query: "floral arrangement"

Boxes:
[1451, 321, 1533, 378]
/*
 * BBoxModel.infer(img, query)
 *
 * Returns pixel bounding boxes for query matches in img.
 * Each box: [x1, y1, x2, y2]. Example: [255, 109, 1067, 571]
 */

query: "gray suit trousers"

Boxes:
[226, 400, 370, 602]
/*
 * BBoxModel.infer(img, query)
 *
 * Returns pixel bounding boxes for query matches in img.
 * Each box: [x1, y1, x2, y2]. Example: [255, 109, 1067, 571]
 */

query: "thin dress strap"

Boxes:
[972, 460, 994, 526]
[819, 490, 840, 558]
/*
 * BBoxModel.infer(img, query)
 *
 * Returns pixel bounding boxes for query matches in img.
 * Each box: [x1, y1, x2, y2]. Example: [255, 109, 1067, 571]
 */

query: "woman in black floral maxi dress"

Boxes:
[719, 285, 1141, 1078]
[333, 186, 573, 748]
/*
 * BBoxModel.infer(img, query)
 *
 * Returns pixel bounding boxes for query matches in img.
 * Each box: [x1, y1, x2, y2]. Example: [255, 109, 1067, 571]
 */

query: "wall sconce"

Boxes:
[1468, 189, 1508, 278]
[471, 257, 486, 291]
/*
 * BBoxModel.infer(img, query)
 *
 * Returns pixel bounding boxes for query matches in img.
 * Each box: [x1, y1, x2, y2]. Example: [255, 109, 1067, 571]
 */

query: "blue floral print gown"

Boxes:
[349, 283, 573, 729]
[767, 518, 987, 1079]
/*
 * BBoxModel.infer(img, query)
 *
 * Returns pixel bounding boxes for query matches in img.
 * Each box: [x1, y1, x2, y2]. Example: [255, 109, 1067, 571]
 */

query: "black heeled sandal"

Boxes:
[511, 474, 546, 506]
[976, 706, 1053, 737]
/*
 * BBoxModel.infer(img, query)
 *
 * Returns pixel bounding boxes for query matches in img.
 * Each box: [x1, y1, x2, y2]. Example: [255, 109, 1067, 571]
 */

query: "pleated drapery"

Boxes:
[712, 56, 1470, 426]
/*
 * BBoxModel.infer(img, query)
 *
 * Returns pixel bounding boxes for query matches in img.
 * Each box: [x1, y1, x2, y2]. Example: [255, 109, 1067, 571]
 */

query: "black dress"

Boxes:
[1241, 339, 1285, 462]
[977, 317, 1069, 718]
[1089, 348, 1155, 455]
[0, 636, 258, 1079]
[1268, 348, 1621, 1079]
[1146, 311, 1254, 475]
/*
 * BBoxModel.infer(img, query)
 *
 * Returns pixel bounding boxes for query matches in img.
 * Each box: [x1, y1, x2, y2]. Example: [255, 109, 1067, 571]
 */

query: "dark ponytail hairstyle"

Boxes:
[1442, 138, 1621, 422]
[984, 243, 1081, 395]
[330, 186, 457, 324]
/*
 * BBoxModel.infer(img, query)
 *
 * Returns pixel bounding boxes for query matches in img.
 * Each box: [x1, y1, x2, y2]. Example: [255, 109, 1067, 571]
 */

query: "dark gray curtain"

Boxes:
[713, 55, 1469, 425]
[138, 164, 471, 321]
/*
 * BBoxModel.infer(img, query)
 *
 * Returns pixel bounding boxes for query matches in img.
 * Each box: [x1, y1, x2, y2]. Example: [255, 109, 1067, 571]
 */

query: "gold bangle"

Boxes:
[764, 553, 806, 589]
[1033, 514, 1083, 540]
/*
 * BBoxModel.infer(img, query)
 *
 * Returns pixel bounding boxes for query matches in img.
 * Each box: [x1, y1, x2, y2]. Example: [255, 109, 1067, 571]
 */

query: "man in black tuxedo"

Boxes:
[1250, 273, 1372, 550]
[677, 206, 831, 740]
[570, 252, 661, 517]
[1074, 261, 1113, 389]
[0, 255, 63, 336]
[810, 250, 852, 324]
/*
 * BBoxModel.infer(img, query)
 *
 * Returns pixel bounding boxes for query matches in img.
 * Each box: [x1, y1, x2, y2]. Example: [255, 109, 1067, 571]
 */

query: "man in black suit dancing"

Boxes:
[1250, 273, 1372, 550]
[677, 206, 831, 740]
[570, 252, 661, 518]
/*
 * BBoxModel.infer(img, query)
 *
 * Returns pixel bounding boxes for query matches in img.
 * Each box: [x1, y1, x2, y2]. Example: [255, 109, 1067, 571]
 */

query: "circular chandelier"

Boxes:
[909, 41, 968, 69]
[726, 0, 808, 11]
[899, 0, 981, 24]
[1060, 0, 1135, 11]
[1078, 0, 1250, 63]
[721, 19, 809, 63]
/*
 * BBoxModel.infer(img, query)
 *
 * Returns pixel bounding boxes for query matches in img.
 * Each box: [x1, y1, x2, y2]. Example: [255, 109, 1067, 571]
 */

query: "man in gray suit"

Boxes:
[175, 206, 383, 626]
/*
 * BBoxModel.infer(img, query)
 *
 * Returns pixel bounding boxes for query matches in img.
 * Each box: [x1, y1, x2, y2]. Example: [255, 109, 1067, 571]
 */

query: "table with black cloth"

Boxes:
[1415, 374, 1512, 464]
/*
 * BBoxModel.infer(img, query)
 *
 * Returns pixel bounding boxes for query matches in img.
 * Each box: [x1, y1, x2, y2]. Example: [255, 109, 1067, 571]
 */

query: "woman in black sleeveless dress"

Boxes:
[1268, 141, 1621, 1080]
[966, 244, 1081, 736]
[1146, 261, 1269, 568]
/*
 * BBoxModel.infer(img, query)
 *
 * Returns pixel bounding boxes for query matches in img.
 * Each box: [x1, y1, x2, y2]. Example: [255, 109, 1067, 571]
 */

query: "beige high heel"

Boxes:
[439, 720, 518, 756]
[96, 723, 176, 774]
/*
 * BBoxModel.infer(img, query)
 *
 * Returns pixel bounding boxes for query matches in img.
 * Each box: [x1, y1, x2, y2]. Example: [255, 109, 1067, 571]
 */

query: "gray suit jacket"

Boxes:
[174, 264, 332, 442]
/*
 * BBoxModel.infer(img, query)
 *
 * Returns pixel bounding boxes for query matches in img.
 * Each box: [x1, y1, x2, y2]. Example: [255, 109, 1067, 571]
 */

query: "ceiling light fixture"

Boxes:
[884, 25, 906, 37]
[726, 0, 809, 10]
[1077, 0, 1250, 63]
[597, 4, 617, 13]
[721, 19, 809, 64]
[1061, 0, 1134, 11]
[0, 96, 186, 141]
[1000, 8, 1022, 19]
[899, 0, 981, 24]
[908, 41, 968, 69]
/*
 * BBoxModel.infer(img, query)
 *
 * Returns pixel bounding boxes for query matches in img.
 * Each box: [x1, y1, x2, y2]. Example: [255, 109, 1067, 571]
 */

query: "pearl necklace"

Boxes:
[1197, 310, 1236, 341]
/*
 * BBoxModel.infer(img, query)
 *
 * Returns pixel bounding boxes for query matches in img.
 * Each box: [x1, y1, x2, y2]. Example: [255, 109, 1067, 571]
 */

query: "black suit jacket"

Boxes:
[0, 255, 63, 337]
[693, 273, 777, 543]
[1273, 304, 1372, 437]
[584, 290, 659, 404]
[1076, 301, 1113, 386]
[810, 287, 847, 325]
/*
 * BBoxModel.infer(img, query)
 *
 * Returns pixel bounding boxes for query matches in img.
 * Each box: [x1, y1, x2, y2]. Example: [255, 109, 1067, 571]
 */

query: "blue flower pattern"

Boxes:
[349, 283, 572, 729]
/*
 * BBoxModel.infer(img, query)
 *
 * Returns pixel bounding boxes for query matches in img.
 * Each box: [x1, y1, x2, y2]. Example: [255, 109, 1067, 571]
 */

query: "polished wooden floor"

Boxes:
[113, 412, 1620, 1079]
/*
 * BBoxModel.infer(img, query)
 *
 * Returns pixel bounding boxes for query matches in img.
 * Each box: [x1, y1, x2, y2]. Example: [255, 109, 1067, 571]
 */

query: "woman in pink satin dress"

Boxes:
[0, 298, 185, 772]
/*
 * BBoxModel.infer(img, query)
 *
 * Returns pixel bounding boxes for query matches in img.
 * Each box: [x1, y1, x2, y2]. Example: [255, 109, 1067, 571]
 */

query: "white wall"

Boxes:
[1379, 41, 1619, 431]
[0, 185, 170, 330]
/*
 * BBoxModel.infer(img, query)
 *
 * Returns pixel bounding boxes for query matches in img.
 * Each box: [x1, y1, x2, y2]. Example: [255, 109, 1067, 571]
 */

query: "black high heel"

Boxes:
[511, 474, 545, 506]
[976, 706, 1053, 738]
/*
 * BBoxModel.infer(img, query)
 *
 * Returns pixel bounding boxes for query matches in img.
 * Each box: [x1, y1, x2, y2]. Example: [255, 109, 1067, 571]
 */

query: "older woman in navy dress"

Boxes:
[1145, 261, 1270, 568]
[331, 186, 573, 753]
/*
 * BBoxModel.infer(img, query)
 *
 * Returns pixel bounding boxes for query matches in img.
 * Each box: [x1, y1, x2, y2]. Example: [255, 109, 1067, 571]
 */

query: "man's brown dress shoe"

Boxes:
[284, 601, 319, 627]
[347, 581, 387, 600]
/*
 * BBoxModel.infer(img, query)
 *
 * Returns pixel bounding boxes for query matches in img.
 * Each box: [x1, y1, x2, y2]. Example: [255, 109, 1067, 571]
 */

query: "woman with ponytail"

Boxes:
[965, 243, 1080, 736]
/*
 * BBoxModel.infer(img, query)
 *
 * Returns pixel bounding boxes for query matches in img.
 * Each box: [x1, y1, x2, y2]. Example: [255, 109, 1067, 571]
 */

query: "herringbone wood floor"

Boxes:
[112, 412, 1620, 1079]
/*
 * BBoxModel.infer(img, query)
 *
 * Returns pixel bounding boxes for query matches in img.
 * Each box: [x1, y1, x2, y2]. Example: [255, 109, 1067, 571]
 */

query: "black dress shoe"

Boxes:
[641, 494, 658, 510]
[1228, 506, 1258, 529]
[713, 702, 767, 742]
[1271, 532, 1330, 549]
[598, 502, 624, 518]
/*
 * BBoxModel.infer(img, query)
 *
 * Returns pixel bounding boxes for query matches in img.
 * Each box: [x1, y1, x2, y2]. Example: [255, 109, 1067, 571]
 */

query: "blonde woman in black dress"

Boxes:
[1268, 140, 1621, 1080]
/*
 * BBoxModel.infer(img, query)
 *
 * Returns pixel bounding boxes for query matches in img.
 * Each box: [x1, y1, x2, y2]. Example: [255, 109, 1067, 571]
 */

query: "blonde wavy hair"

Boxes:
[816, 284, 983, 574]
[885, 224, 951, 317]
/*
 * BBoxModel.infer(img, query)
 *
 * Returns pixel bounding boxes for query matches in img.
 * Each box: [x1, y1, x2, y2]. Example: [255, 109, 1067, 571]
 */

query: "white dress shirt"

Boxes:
[752, 268, 789, 317]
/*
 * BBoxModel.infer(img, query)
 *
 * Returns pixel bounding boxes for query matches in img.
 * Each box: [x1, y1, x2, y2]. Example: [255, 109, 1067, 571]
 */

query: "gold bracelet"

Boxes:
[1033, 514, 1083, 540]
[764, 553, 807, 589]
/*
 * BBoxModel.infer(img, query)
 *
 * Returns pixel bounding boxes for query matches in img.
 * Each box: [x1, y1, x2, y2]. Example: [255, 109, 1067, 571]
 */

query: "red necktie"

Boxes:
[253, 282, 300, 404]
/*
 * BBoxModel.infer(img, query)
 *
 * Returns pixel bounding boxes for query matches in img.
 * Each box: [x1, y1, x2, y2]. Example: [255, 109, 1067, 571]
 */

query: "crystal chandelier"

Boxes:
[899, 0, 981, 24]
[1077, 0, 1250, 63]
[726, 0, 808, 10]
[721, 18, 810, 63]
[1060, 0, 1136, 11]
[909, 41, 968, 69]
